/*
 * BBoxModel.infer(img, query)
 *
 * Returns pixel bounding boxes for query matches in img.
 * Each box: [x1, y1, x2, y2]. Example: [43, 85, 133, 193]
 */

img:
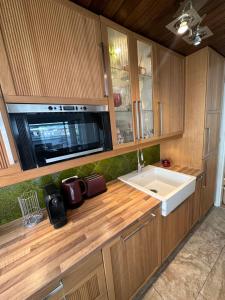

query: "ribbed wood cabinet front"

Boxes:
[41, 251, 108, 300]
[102, 208, 161, 300]
[0, 0, 105, 100]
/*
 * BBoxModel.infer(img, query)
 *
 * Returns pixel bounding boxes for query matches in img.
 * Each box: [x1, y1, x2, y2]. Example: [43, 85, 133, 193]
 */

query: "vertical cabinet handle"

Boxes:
[139, 100, 144, 139]
[205, 127, 211, 155]
[135, 100, 140, 141]
[100, 42, 109, 97]
[43, 281, 65, 300]
[158, 102, 163, 136]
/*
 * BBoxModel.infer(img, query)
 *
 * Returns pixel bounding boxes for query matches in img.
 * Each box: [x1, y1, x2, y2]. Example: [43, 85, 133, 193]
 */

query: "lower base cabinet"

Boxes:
[40, 176, 206, 300]
[40, 251, 108, 300]
[189, 175, 203, 228]
[102, 207, 161, 300]
[161, 196, 190, 261]
[201, 152, 218, 217]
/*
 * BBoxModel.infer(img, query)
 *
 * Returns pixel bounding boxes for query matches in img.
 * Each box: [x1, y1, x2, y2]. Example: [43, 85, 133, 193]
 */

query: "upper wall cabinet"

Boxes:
[0, 98, 20, 177]
[155, 45, 185, 135]
[0, 0, 105, 101]
[101, 18, 156, 147]
[206, 48, 225, 111]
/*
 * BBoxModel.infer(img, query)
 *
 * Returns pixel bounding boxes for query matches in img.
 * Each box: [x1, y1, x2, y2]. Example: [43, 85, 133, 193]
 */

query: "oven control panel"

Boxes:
[7, 104, 108, 113]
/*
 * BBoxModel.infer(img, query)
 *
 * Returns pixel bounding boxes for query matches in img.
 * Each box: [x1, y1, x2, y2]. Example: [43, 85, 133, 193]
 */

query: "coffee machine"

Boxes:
[44, 184, 67, 229]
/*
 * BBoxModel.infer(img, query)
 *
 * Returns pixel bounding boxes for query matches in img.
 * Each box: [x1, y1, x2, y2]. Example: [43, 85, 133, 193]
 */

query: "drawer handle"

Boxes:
[43, 281, 64, 300]
[123, 224, 144, 241]
[123, 213, 156, 241]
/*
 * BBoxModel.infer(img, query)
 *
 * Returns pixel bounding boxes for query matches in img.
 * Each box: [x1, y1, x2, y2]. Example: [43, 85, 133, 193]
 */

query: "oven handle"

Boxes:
[45, 147, 104, 164]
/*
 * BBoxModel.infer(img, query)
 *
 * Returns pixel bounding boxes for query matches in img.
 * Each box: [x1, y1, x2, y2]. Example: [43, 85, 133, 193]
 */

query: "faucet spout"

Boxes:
[137, 149, 145, 173]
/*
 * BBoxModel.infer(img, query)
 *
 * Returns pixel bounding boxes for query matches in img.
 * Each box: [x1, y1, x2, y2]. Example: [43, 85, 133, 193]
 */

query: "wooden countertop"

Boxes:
[0, 180, 160, 300]
[0, 164, 202, 299]
[154, 162, 203, 178]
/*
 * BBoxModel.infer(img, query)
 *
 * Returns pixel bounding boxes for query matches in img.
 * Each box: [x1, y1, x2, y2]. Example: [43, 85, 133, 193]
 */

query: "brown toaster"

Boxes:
[84, 174, 107, 198]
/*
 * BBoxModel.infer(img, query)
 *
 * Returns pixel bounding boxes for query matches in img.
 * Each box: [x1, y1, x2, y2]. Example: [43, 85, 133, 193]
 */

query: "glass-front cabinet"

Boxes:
[136, 40, 154, 140]
[107, 27, 134, 145]
[102, 18, 156, 147]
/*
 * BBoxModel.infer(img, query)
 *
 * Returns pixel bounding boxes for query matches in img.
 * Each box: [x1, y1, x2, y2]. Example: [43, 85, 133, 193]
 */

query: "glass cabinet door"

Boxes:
[137, 40, 154, 139]
[107, 27, 134, 145]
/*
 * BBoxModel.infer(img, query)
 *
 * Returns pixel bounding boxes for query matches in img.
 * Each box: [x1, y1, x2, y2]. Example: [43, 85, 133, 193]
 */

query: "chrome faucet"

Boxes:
[137, 149, 145, 173]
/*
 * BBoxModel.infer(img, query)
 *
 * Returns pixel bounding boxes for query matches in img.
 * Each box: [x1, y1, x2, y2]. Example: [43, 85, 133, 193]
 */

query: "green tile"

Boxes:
[0, 145, 160, 225]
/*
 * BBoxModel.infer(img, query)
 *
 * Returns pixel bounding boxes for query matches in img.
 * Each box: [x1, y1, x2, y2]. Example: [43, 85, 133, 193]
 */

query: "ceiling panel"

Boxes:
[71, 0, 225, 56]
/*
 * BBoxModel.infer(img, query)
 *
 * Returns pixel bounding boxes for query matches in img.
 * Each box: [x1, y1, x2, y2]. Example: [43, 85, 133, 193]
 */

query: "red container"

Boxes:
[84, 174, 107, 198]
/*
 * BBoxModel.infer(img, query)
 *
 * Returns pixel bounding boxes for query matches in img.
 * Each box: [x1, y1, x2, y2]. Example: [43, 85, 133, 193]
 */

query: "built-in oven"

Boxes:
[7, 104, 112, 170]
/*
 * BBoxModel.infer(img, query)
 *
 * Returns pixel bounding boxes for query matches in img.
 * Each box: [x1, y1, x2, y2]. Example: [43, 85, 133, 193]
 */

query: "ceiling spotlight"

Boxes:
[193, 33, 201, 46]
[177, 18, 189, 34]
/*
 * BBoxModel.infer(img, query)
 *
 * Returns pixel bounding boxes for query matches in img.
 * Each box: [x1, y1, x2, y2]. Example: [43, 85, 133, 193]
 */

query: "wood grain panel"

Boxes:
[160, 48, 209, 169]
[206, 48, 225, 111]
[203, 112, 221, 158]
[0, 131, 8, 169]
[0, 0, 105, 99]
[189, 175, 202, 228]
[161, 196, 190, 261]
[103, 207, 161, 300]
[155, 45, 185, 135]
[201, 152, 218, 216]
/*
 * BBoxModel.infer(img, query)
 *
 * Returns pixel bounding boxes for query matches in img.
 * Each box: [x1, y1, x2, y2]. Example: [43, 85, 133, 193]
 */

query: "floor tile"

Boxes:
[204, 207, 225, 234]
[200, 246, 225, 300]
[183, 221, 225, 268]
[196, 292, 207, 300]
[142, 287, 162, 300]
[153, 248, 211, 300]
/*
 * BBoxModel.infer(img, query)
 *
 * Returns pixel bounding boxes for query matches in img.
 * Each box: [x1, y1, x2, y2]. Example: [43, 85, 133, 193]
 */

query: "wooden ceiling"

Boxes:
[71, 0, 225, 57]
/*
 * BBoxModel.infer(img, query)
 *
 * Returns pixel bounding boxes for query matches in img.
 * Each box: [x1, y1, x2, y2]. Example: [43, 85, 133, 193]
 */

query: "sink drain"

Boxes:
[150, 189, 158, 193]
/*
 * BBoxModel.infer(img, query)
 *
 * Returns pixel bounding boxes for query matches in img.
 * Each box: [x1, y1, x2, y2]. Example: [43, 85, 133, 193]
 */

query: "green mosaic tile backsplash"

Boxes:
[0, 145, 160, 225]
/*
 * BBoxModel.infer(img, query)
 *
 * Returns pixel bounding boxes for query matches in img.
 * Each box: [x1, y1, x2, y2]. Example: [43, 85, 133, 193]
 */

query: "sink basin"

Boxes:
[118, 165, 196, 216]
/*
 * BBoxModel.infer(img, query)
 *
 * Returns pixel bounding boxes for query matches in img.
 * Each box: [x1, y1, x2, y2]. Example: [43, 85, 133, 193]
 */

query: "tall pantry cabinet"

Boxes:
[161, 47, 225, 216]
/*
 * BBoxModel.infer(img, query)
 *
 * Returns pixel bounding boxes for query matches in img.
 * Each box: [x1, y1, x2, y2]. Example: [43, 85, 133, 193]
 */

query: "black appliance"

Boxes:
[44, 183, 67, 229]
[7, 104, 112, 170]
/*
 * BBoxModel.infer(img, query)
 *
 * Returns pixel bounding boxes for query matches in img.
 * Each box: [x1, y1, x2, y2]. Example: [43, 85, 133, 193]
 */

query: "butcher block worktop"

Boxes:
[0, 164, 202, 300]
[0, 180, 160, 300]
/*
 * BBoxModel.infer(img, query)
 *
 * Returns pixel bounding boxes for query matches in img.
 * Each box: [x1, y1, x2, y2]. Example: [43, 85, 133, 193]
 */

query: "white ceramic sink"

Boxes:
[118, 165, 196, 216]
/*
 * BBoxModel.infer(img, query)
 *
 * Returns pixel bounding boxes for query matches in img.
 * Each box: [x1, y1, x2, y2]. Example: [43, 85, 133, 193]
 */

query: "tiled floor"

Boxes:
[140, 207, 225, 300]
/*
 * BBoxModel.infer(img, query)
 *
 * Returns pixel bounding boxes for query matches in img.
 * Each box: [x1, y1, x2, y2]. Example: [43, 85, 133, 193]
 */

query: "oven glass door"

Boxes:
[27, 113, 104, 166]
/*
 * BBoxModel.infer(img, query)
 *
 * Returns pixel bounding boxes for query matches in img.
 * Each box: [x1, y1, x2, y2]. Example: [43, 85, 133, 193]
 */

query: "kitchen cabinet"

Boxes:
[161, 197, 190, 261]
[101, 18, 159, 147]
[102, 23, 135, 145]
[201, 153, 218, 217]
[203, 112, 221, 158]
[155, 45, 185, 135]
[160, 47, 224, 215]
[102, 207, 161, 300]
[0, 0, 106, 101]
[206, 48, 225, 111]
[40, 251, 108, 300]
[0, 98, 20, 177]
[189, 175, 203, 228]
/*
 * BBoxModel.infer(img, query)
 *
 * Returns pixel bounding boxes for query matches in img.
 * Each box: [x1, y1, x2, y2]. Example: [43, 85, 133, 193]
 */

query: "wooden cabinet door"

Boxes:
[101, 18, 136, 146]
[0, 0, 105, 100]
[189, 176, 203, 228]
[203, 112, 221, 158]
[156, 46, 185, 136]
[201, 153, 218, 216]
[161, 198, 190, 261]
[0, 100, 20, 178]
[206, 48, 224, 112]
[103, 208, 161, 300]
[42, 251, 108, 300]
